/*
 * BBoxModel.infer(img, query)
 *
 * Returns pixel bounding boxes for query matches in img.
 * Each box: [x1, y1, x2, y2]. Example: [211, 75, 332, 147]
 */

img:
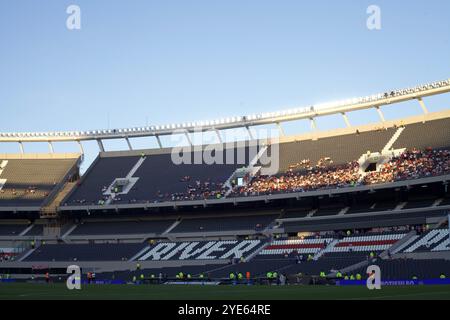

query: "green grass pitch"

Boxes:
[1, 283, 450, 300]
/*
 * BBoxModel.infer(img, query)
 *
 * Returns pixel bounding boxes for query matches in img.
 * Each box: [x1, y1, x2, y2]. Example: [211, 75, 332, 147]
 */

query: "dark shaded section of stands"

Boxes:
[117, 149, 248, 203]
[65, 146, 251, 205]
[281, 252, 373, 276]
[65, 156, 138, 205]
[393, 118, 450, 150]
[170, 214, 277, 233]
[23, 224, 43, 236]
[25, 243, 147, 261]
[0, 224, 28, 236]
[71, 220, 176, 236]
[282, 210, 447, 233]
[353, 258, 450, 280]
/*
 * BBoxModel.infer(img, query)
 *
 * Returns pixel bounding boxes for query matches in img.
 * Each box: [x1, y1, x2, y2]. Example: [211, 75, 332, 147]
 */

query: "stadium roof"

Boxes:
[0, 78, 449, 147]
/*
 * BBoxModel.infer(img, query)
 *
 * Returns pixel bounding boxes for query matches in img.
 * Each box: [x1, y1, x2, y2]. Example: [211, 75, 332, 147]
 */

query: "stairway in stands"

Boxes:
[40, 181, 77, 218]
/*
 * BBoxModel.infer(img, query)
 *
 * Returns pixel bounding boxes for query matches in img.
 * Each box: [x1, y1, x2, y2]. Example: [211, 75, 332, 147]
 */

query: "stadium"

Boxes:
[2, 2, 450, 305]
[0, 78, 450, 300]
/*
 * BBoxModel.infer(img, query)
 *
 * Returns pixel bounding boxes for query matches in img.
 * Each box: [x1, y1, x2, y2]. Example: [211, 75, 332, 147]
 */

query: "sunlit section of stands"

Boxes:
[0, 155, 79, 208]
[392, 117, 450, 150]
[275, 127, 396, 173]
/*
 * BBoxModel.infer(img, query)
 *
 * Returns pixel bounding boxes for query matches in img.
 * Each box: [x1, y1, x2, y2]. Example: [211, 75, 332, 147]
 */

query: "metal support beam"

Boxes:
[184, 132, 193, 146]
[155, 135, 163, 149]
[376, 106, 386, 122]
[341, 112, 351, 128]
[310, 117, 317, 131]
[48, 142, 54, 154]
[97, 139, 105, 152]
[77, 141, 84, 154]
[18, 142, 24, 154]
[246, 126, 254, 140]
[125, 137, 133, 151]
[417, 97, 429, 114]
[215, 129, 223, 144]
[276, 122, 285, 137]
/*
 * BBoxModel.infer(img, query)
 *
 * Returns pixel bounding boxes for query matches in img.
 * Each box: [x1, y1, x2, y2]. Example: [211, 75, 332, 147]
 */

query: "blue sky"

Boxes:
[0, 0, 449, 171]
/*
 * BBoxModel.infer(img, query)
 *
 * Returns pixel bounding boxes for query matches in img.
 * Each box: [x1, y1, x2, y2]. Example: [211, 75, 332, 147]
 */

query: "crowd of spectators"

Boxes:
[231, 159, 360, 197]
[363, 148, 450, 185]
[162, 177, 228, 201]
[66, 148, 450, 205]
[231, 148, 450, 197]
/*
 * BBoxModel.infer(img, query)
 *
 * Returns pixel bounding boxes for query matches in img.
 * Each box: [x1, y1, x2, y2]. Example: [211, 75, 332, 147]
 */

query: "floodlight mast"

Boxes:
[0, 79, 449, 149]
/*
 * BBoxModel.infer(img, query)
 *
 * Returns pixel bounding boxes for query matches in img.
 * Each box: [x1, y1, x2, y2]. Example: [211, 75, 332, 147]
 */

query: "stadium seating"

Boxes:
[136, 240, 263, 261]
[392, 118, 450, 150]
[170, 215, 277, 233]
[69, 219, 176, 236]
[0, 158, 79, 207]
[24, 243, 148, 261]
[66, 156, 138, 205]
[65, 145, 250, 205]
[275, 128, 396, 173]
[23, 224, 44, 236]
[352, 258, 450, 280]
[401, 229, 449, 253]
[0, 223, 29, 236]
[258, 238, 333, 256]
[327, 233, 407, 253]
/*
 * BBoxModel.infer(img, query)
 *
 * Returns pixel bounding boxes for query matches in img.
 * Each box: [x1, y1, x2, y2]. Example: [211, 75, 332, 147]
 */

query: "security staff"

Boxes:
[336, 272, 343, 278]
[356, 273, 362, 280]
